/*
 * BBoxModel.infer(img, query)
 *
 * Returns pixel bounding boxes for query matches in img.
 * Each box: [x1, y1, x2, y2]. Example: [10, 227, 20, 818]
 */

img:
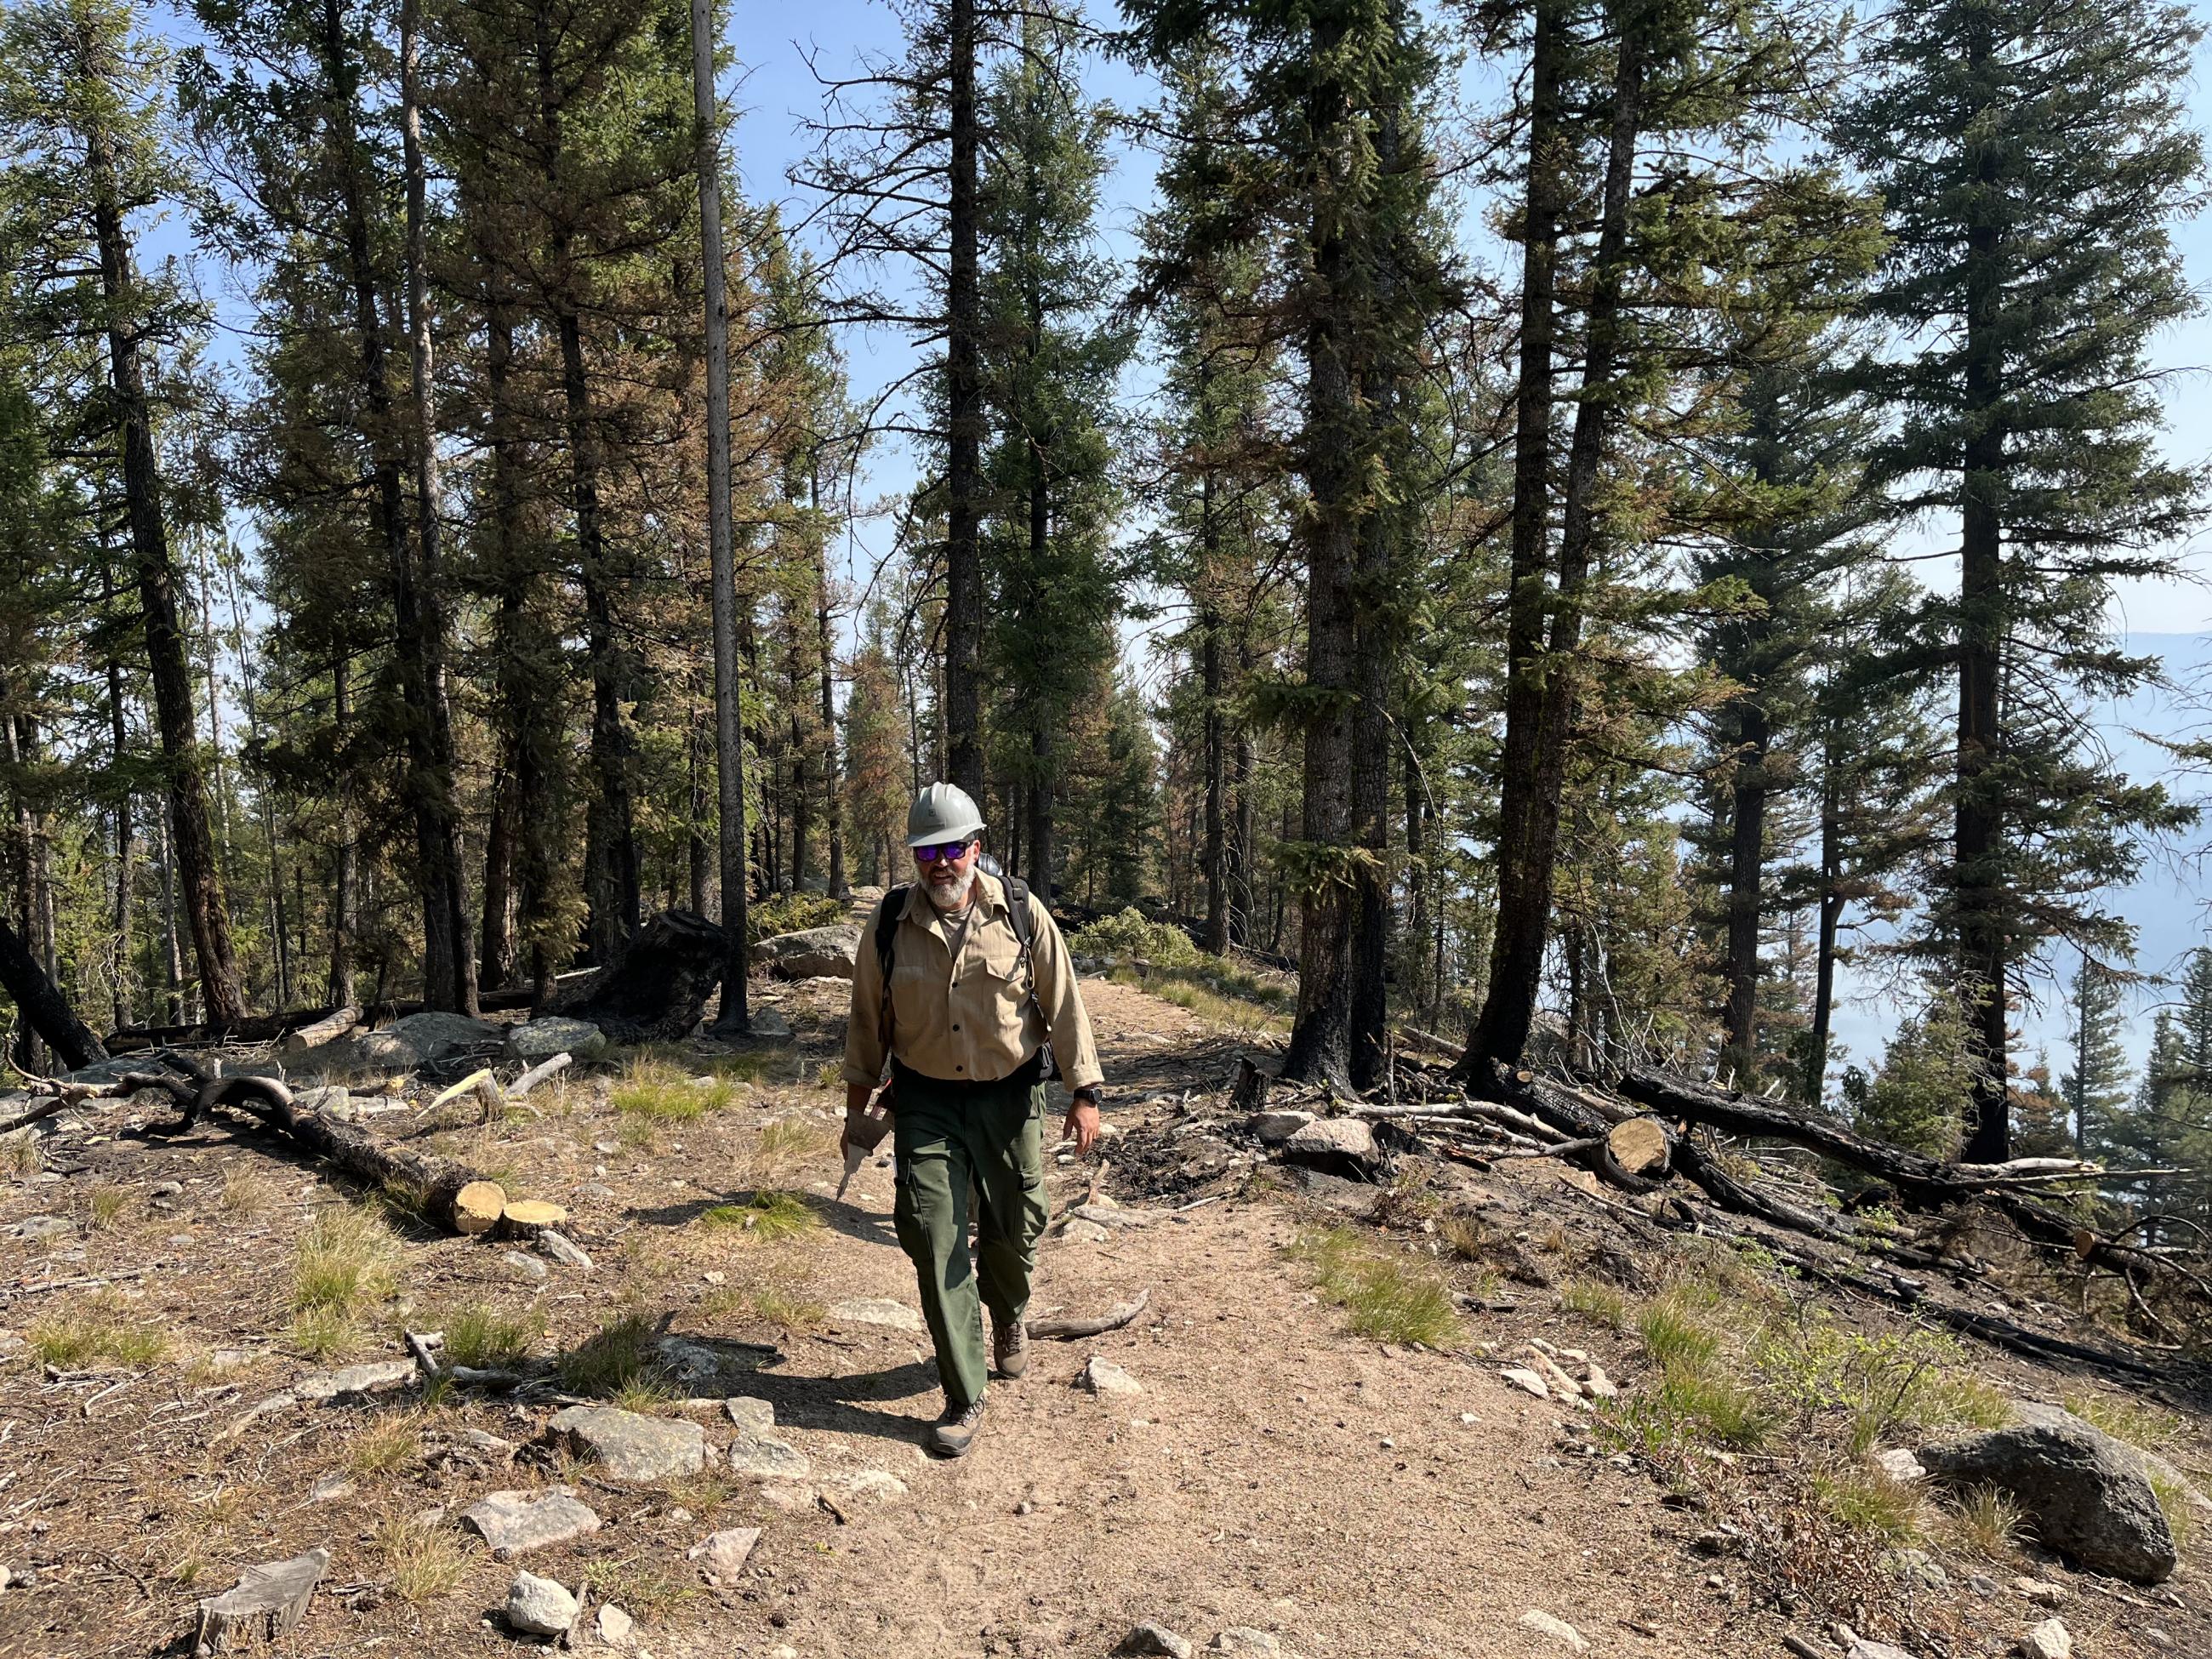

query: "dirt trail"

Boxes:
[0, 977, 2192, 1658]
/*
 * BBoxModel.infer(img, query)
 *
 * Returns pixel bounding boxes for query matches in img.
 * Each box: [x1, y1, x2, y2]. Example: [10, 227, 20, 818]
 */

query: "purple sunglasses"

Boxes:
[913, 838, 977, 864]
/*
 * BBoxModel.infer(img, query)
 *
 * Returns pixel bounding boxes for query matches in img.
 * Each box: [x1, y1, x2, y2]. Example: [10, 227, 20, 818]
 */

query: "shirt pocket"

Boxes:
[972, 930, 1029, 1034]
[887, 960, 937, 1037]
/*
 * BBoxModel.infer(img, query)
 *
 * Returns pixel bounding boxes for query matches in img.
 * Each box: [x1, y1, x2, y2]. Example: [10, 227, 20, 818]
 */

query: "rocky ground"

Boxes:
[0, 964, 2205, 1659]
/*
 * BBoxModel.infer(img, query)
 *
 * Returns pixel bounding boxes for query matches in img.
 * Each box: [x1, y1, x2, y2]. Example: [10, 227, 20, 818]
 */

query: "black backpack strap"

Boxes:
[997, 875, 1055, 1080]
[875, 887, 907, 1048]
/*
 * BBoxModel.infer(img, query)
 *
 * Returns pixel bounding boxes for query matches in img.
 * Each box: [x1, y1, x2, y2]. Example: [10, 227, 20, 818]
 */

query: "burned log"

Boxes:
[0, 915, 106, 1070]
[550, 909, 728, 1043]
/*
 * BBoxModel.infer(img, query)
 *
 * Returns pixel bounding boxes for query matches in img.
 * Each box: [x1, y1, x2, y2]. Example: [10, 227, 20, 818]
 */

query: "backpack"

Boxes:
[875, 858, 1054, 1080]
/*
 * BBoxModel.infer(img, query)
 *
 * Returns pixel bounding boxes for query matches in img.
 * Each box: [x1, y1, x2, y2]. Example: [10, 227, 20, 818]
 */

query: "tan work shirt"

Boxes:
[841, 872, 1103, 1092]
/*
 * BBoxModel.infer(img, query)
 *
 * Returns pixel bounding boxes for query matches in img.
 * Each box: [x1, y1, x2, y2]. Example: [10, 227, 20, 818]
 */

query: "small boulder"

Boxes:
[384, 1009, 500, 1059]
[743, 1007, 795, 1040]
[1079, 1357, 1143, 1397]
[1581, 1363, 1619, 1400]
[1246, 1109, 1315, 1147]
[1875, 1448, 1927, 1484]
[546, 1405, 707, 1483]
[196, 1548, 330, 1652]
[1919, 1416, 2178, 1582]
[2019, 1619, 2071, 1659]
[723, 1396, 775, 1434]
[294, 1360, 417, 1403]
[751, 924, 862, 981]
[459, 1488, 601, 1559]
[1518, 1611, 1588, 1653]
[595, 1603, 636, 1647]
[504, 1015, 608, 1064]
[1118, 1622, 1194, 1659]
[688, 1526, 761, 1582]
[505, 1571, 579, 1638]
[1211, 1632, 1280, 1655]
[1278, 1116, 1378, 1176]
[726, 1434, 812, 1480]
[1844, 1639, 1916, 1659]
[828, 1297, 925, 1334]
[1499, 1367, 1550, 1400]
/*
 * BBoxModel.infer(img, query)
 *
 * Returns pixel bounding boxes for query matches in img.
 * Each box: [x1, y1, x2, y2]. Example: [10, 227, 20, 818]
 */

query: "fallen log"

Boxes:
[510, 1052, 573, 1097]
[1029, 1288, 1151, 1340]
[1479, 1062, 1668, 1194]
[1613, 1067, 2205, 1302]
[0, 915, 106, 1070]
[280, 1006, 359, 1052]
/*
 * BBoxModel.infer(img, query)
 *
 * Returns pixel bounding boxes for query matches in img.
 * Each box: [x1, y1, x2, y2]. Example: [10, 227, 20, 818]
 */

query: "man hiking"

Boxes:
[841, 782, 1104, 1457]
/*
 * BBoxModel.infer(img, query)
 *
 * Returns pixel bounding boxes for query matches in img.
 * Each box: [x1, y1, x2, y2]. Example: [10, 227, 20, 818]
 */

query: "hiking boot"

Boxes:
[993, 1314, 1029, 1379]
[927, 1395, 987, 1458]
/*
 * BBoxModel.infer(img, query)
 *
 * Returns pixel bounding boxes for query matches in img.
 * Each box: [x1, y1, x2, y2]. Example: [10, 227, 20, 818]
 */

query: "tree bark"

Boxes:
[97, 548, 135, 1030]
[0, 913, 106, 1072]
[1462, 0, 1563, 1077]
[1281, 9, 1358, 1094]
[1955, 14, 2010, 1163]
[1722, 698, 1770, 1079]
[693, 0, 750, 1033]
[815, 474, 846, 898]
[943, 0, 985, 798]
[328, 656, 356, 1007]
[400, 0, 478, 1016]
[86, 162, 242, 1025]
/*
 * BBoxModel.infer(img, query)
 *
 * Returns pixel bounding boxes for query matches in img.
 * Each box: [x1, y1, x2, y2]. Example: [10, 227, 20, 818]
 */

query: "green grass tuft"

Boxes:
[699, 1190, 822, 1243]
[293, 1203, 400, 1314]
[442, 1303, 545, 1369]
[558, 1312, 670, 1400]
[1293, 1228, 1462, 1348]
[1559, 1278, 1628, 1331]
[613, 1058, 737, 1121]
[26, 1295, 168, 1369]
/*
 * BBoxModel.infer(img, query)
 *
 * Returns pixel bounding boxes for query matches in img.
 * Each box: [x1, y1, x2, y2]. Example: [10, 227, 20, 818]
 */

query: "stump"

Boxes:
[196, 1548, 330, 1650]
[499, 1199, 569, 1238]
[550, 909, 730, 1043]
[453, 1181, 509, 1235]
[1605, 1118, 1671, 1177]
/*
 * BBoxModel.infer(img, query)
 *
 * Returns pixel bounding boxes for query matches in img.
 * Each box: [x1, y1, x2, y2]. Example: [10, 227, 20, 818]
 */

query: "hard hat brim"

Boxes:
[904, 823, 984, 848]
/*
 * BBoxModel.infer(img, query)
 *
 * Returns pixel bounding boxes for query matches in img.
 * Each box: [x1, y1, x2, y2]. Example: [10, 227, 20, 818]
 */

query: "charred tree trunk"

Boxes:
[1462, 0, 1563, 1078]
[0, 913, 106, 1072]
[329, 655, 357, 1007]
[1281, 9, 1359, 1095]
[1722, 699, 1770, 1080]
[99, 548, 136, 1030]
[943, 0, 985, 799]
[86, 119, 242, 1025]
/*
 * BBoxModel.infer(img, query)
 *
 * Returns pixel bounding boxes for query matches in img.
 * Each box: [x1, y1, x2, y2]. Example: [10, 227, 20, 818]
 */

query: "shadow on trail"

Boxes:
[625, 1188, 900, 1251]
[737, 1357, 942, 1445]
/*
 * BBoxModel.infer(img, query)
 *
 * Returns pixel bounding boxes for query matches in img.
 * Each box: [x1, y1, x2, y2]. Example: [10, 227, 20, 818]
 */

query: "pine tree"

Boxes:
[1835, 0, 2208, 1160]
[2060, 954, 2133, 1156]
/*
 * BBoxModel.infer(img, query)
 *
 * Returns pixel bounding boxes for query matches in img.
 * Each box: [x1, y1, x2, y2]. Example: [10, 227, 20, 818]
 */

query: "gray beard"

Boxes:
[925, 869, 978, 911]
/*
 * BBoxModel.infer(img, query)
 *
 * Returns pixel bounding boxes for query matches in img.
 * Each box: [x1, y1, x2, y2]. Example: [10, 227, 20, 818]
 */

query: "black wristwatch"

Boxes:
[1072, 1086, 1103, 1108]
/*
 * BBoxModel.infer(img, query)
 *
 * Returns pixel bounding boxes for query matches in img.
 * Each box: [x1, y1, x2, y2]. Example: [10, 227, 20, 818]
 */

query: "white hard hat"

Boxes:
[907, 781, 985, 847]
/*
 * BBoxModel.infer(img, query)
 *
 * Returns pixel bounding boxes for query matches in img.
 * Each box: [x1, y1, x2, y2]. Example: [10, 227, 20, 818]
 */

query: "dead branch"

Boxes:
[1029, 1288, 1151, 1340]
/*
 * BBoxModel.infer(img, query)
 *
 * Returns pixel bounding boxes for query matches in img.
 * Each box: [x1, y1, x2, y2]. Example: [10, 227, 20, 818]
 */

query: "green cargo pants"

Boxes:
[890, 1060, 1048, 1410]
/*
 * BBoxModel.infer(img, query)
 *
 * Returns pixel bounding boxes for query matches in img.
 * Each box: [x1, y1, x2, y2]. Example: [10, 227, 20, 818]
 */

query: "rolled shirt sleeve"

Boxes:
[1024, 896, 1103, 1092]
[842, 904, 890, 1088]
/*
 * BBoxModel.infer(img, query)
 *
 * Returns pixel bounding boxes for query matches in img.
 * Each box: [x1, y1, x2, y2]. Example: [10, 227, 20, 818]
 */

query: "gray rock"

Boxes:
[2020, 1619, 2071, 1659]
[1079, 1356, 1142, 1397]
[1844, 1639, 1915, 1659]
[1064, 1219, 1112, 1244]
[1246, 1109, 1315, 1146]
[1517, 1611, 1588, 1653]
[12, 1216, 72, 1241]
[688, 1525, 761, 1582]
[384, 1010, 501, 1058]
[724, 1396, 775, 1434]
[751, 924, 862, 981]
[547, 1405, 706, 1483]
[1968, 1575, 1999, 1597]
[2011, 1577, 2064, 1607]
[1886, 1548, 1947, 1592]
[725, 1433, 811, 1480]
[2014, 1402, 2212, 1518]
[459, 1488, 601, 1559]
[742, 1007, 795, 1040]
[1920, 1416, 2179, 1582]
[65, 1055, 169, 1086]
[150, 1179, 183, 1198]
[297, 1029, 416, 1075]
[1211, 1632, 1280, 1656]
[657, 1336, 775, 1392]
[505, 1571, 579, 1637]
[307, 1472, 356, 1503]
[1499, 1367, 1550, 1400]
[1875, 1447, 1927, 1484]
[504, 1016, 608, 1064]
[1278, 1116, 1378, 1174]
[502, 1249, 550, 1283]
[538, 1229, 595, 1270]
[830, 1469, 908, 1502]
[294, 1360, 417, 1402]
[829, 1297, 925, 1333]
[596, 1603, 636, 1647]
[1118, 1622, 1194, 1659]
[294, 1086, 351, 1122]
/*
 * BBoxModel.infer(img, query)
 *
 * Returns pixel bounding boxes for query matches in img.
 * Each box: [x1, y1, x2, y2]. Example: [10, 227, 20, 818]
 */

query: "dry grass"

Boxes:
[83, 1182, 132, 1231]
[1559, 1277, 1628, 1331]
[591, 1556, 698, 1616]
[293, 1203, 401, 1316]
[345, 1416, 422, 1475]
[220, 1166, 276, 1214]
[1941, 1484, 2025, 1559]
[441, 1303, 544, 1369]
[613, 1057, 739, 1121]
[1293, 1228, 1462, 1348]
[26, 1294, 168, 1369]
[374, 1512, 469, 1603]
[558, 1311, 671, 1401]
[0, 1131, 43, 1175]
[2063, 1388, 2184, 1452]
[288, 1305, 356, 1361]
[1435, 1211, 1488, 1263]
[1816, 1468, 1924, 1542]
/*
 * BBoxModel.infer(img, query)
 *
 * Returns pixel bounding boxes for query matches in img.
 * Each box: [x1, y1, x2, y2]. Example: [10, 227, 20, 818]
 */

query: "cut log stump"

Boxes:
[196, 1547, 330, 1651]
[499, 1199, 569, 1239]
[453, 1181, 509, 1235]
[1606, 1118, 1671, 1177]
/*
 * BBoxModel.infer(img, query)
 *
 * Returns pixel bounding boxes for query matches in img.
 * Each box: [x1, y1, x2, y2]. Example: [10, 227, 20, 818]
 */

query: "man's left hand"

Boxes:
[1063, 1090, 1101, 1155]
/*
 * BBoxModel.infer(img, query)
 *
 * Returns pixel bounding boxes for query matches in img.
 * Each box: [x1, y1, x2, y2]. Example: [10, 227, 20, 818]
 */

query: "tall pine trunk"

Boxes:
[329, 656, 357, 1006]
[815, 481, 847, 898]
[944, 0, 985, 797]
[400, 0, 477, 1014]
[693, 0, 750, 1030]
[1462, 0, 1562, 1076]
[100, 548, 134, 1029]
[1281, 10, 1358, 1093]
[86, 120, 243, 1025]
[1722, 700, 1770, 1079]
